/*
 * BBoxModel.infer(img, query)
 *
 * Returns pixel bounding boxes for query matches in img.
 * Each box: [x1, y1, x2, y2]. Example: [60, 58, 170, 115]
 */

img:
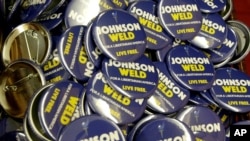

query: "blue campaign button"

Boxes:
[35, 3, 65, 30]
[57, 115, 126, 141]
[166, 45, 215, 91]
[85, 71, 147, 125]
[102, 55, 158, 99]
[147, 62, 190, 114]
[132, 116, 195, 141]
[195, 0, 226, 13]
[176, 105, 226, 141]
[204, 26, 237, 64]
[189, 13, 228, 49]
[58, 25, 97, 82]
[20, 0, 52, 23]
[92, 9, 147, 62]
[84, 21, 104, 68]
[158, 0, 202, 40]
[64, 0, 119, 27]
[38, 80, 85, 140]
[209, 67, 250, 113]
[127, 0, 173, 50]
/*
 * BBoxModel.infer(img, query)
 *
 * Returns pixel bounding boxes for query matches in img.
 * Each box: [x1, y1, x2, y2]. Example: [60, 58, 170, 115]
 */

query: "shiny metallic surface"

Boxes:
[2, 22, 52, 67]
[227, 20, 250, 64]
[0, 60, 46, 118]
[27, 83, 53, 141]
[220, 0, 233, 20]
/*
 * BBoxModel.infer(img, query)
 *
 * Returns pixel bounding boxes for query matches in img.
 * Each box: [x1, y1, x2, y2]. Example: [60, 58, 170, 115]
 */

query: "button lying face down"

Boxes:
[158, 0, 202, 40]
[26, 84, 53, 140]
[176, 106, 226, 141]
[86, 71, 147, 125]
[57, 115, 126, 141]
[166, 45, 215, 91]
[127, 0, 173, 50]
[189, 13, 228, 49]
[2, 22, 52, 67]
[102, 55, 158, 99]
[38, 80, 85, 140]
[209, 67, 250, 113]
[147, 62, 190, 114]
[58, 25, 97, 82]
[92, 9, 147, 62]
[0, 60, 46, 118]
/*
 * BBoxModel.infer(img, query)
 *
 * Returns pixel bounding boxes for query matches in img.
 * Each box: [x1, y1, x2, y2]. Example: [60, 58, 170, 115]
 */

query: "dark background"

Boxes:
[233, 0, 250, 74]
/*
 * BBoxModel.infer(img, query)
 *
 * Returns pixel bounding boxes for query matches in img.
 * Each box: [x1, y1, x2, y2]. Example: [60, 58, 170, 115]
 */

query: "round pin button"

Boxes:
[147, 62, 190, 114]
[58, 25, 97, 82]
[132, 116, 195, 141]
[209, 67, 250, 113]
[166, 45, 215, 91]
[42, 47, 71, 83]
[2, 22, 52, 67]
[176, 105, 226, 141]
[34, 4, 65, 30]
[127, 0, 173, 50]
[92, 9, 147, 61]
[64, 0, 117, 27]
[189, 13, 228, 49]
[204, 25, 237, 64]
[57, 115, 126, 141]
[38, 80, 85, 140]
[0, 59, 46, 118]
[19, 0, 52, 23]
[158, 0, 202, 40]
[102, 55, 158, 99]
[86, 71, 147, 125]
[195, 0, 226, 13]
[84, 21, 104, 68]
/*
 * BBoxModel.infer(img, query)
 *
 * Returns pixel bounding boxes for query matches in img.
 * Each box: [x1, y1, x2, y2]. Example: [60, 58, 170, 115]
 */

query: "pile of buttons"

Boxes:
[0, 0, 250, 140]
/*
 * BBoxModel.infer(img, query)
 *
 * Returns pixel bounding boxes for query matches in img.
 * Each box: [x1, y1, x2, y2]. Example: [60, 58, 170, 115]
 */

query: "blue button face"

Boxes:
[84, 22, 104, 68]
[209, 67, 250, 113]
[147, 62, 190, 114]
[203, 26, 237, 64]
[176, 106, 226, 141]
[158, 0, 202, 40]
[195, 0, 226, 13]
[86, 71, 147, 125]
[35, 3, 65, 30]
[133, 117, 195, 141]
[92, 9, 147, 62]
[127, 0, 173, 50]
[58, 25, 97, 82]
[102, 55, 158, 99]
[57, 115, 126, 141]
[166, 45, 215, 91]
[189, 13, 228, 49]
[38, 80, 85, 140]
[20, 0, 52, 22]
